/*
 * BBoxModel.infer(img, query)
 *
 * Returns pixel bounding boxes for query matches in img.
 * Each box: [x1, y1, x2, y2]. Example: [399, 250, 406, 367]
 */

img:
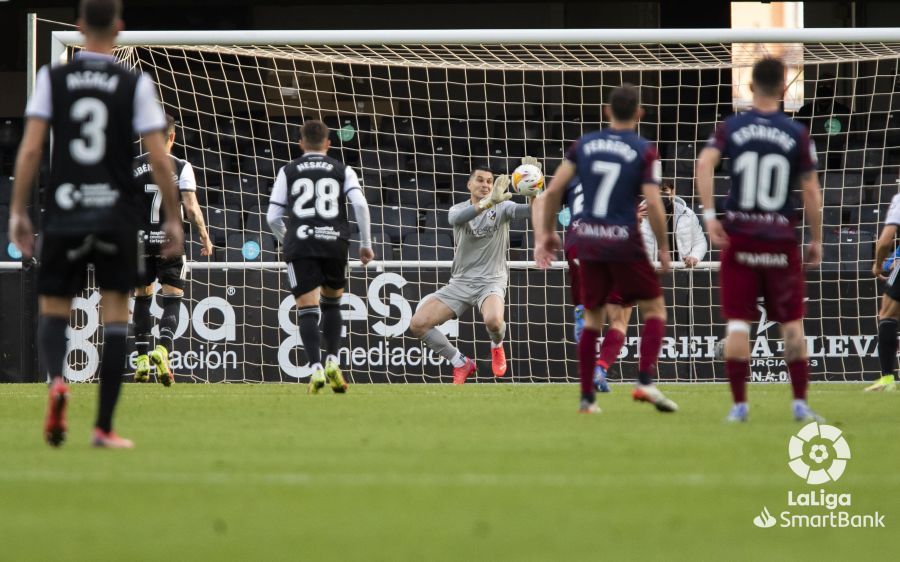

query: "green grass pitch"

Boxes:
[0, 383, 896, 561]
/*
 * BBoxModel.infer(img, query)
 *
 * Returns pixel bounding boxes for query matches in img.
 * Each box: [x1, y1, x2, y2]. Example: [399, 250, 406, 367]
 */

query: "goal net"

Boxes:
[48, 28, 900, 384]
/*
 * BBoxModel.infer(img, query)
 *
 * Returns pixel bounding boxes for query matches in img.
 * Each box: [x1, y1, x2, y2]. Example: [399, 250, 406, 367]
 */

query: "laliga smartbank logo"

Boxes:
[788, 421, 851, 484]
[752, 422, 885, 529]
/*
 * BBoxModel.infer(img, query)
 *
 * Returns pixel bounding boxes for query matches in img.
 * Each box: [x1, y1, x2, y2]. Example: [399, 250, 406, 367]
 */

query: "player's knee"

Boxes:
[409, 314, 431, 338]
[484, 314, 504, 333]
[782, 323, 807, 361]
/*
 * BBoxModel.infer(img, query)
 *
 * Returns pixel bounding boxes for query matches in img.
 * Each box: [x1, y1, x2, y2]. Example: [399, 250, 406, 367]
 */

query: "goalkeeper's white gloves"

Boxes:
[477, 174, 513, 210]
[521, 155, 542, 170]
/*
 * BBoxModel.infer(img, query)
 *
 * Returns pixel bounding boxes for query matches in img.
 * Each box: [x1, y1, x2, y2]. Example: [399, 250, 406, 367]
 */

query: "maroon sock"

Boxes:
[788, 360, 809, 400]
[579, 328, 600, 397]
[725, 359, 750, 403]
[597, 328, 625, 370]
[638, 317, 665, 382]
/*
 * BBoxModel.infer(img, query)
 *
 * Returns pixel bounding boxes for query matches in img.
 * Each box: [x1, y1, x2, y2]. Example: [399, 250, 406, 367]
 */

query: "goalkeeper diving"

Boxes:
[408, 158, 539, 383]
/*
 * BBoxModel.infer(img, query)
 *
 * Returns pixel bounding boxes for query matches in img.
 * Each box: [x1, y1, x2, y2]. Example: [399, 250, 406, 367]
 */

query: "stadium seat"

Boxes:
[349, 238, 392, 262]
[400, 232, 454, 261]
[0, 205, 8, 235]
[824, 228, 876, 271]
[0, 176, 11, 206]
[379, 206, 420, 246]
[207, 206, 244, 247]
[0, 232, 14, 261]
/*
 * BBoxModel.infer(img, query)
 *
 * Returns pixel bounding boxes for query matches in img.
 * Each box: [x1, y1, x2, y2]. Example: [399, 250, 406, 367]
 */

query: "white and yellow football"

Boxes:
[511, 163, 544, 197]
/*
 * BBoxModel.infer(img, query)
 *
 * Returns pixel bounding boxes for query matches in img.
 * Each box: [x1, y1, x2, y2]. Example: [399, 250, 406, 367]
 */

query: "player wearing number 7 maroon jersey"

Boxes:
[696, 57, 824, 423]
[534, 84, 677, 415]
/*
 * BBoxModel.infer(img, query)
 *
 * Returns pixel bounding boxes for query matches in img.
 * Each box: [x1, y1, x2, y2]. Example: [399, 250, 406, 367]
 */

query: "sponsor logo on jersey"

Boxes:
[55, 182, 119, 210]
[725, 210, 791, 225]
[572, 220, 630, 241]
[735, 252, 789, 268]
[488, 210, 497, 221]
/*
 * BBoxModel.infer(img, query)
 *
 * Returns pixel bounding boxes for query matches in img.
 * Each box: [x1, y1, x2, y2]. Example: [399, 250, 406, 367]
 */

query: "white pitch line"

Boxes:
[0, 469, 897, 488]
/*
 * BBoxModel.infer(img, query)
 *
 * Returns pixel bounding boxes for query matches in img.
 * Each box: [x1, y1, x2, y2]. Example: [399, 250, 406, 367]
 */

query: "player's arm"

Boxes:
[874, 224, 899, 279]
[642, 182, 671, 273]
[800, 170, 823, 268]
[345, 167, 373, 266]
[176, 162, 212, 256]
[266, 167, 289, 243]
[533, 160, 574, 269]
[8, 117, 50, 259]
[695, 146, 728, 248]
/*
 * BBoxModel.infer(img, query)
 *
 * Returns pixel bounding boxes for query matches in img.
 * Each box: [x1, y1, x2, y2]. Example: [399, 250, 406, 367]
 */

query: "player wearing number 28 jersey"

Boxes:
[696, 57, 824, 423]
[267, 120, 374, 394]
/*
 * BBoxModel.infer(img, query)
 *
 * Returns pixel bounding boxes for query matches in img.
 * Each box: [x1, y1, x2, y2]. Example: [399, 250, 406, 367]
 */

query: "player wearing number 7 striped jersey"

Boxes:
[266, 120, 374, 394]
[696, 57, 824, 423]
[131, 114, 213, 387]
[534, 84, 677, 415]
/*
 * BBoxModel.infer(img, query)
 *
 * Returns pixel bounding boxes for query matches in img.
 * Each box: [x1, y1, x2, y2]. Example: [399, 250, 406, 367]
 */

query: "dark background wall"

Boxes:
[1, 1, 893, 117]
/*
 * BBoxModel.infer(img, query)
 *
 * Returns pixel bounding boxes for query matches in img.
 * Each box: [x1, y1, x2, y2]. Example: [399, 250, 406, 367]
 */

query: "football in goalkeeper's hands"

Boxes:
[511, 164, 544, 197]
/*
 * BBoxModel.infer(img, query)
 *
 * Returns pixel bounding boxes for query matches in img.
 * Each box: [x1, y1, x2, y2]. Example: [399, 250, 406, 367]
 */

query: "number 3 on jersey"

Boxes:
[292, 177, 340, 219]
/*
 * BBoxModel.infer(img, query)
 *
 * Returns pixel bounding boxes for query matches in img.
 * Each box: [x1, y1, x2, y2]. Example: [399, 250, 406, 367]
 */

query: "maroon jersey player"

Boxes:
[696, 57, 824, 423]
[534, 84, 677, 414]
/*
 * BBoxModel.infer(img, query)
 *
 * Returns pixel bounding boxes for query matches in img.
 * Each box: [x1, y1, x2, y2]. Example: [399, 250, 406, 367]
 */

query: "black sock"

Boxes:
[158, 294, 181, 351]
[39, 315, 69, 382]
[133, 295, 152, 356]
[96, 323, 127, 433]
[638, 372, 653, 386]
[878, 318, 899, 376]
[320, 295, 343, 359]
[298, 306, 322, 366]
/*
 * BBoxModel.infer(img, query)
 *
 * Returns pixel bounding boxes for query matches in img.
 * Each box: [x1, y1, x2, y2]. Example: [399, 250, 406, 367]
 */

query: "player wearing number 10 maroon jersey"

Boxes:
[535, 84, 677, 415]
[696, 57, 824, 423]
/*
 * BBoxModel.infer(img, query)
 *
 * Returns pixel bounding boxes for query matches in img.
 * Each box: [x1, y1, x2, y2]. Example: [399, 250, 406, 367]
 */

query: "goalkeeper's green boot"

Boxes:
[134, 354, 151, 383]
[308, 366, 326, 395]
[149, 345, 175, 387]
[325, 360, 348, 394]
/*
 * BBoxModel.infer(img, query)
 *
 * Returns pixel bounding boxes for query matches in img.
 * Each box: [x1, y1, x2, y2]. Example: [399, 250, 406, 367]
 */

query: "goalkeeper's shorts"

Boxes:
[422, 278, 506, 318]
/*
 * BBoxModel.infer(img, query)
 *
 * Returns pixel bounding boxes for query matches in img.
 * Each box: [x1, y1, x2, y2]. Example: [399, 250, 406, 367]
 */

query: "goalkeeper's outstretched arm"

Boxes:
[266, 167, 288, 243]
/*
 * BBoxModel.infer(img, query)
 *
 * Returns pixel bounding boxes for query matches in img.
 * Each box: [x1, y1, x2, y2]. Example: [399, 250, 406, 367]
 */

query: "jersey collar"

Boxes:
[73, 50, 118, 63]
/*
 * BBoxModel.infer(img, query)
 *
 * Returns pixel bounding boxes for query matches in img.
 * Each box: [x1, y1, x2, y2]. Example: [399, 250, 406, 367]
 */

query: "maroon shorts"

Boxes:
[566, 247, 582, 307]
[719, 235, 805, 323]
[567, 249, 629, 308]
[577, 258, 660, 310]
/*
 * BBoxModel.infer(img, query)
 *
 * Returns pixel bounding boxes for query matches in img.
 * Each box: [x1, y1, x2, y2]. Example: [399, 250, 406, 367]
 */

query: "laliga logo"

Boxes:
[788, 422, 851, 485]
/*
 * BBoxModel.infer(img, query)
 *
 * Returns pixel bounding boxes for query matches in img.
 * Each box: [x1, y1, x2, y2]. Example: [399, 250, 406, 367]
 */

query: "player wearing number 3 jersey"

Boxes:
[8, 0, 183, 449]
[696, 57, 824, 423]
[267, 120, 373, 394]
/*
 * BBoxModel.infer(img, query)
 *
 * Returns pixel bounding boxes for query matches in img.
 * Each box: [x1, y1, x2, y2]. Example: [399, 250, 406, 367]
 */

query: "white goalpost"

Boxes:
[40, 26, 900, 384]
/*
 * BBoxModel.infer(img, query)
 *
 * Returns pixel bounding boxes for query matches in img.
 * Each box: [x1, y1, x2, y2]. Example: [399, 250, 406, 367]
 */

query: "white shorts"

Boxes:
[422, 278, 506, 318]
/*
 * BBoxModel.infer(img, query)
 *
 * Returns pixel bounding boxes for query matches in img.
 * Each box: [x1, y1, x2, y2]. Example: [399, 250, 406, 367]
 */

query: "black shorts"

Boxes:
[286, 258, 347, 297]
[138, 255, 187, 290]
[886, 265, 900, 301]
[37, 230, 139, 297]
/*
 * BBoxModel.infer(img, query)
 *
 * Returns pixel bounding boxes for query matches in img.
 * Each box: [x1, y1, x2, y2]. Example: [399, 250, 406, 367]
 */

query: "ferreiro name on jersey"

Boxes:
[66, 71, 120, 93]
[581, 138, 638, 162]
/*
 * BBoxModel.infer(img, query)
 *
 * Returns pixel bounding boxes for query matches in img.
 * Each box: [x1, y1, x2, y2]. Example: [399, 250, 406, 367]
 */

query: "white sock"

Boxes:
[450, 352, 466, 368]
[325, 354, 339, 366]
[311, 362, 323, 372]
[491, 340, 503, 349]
